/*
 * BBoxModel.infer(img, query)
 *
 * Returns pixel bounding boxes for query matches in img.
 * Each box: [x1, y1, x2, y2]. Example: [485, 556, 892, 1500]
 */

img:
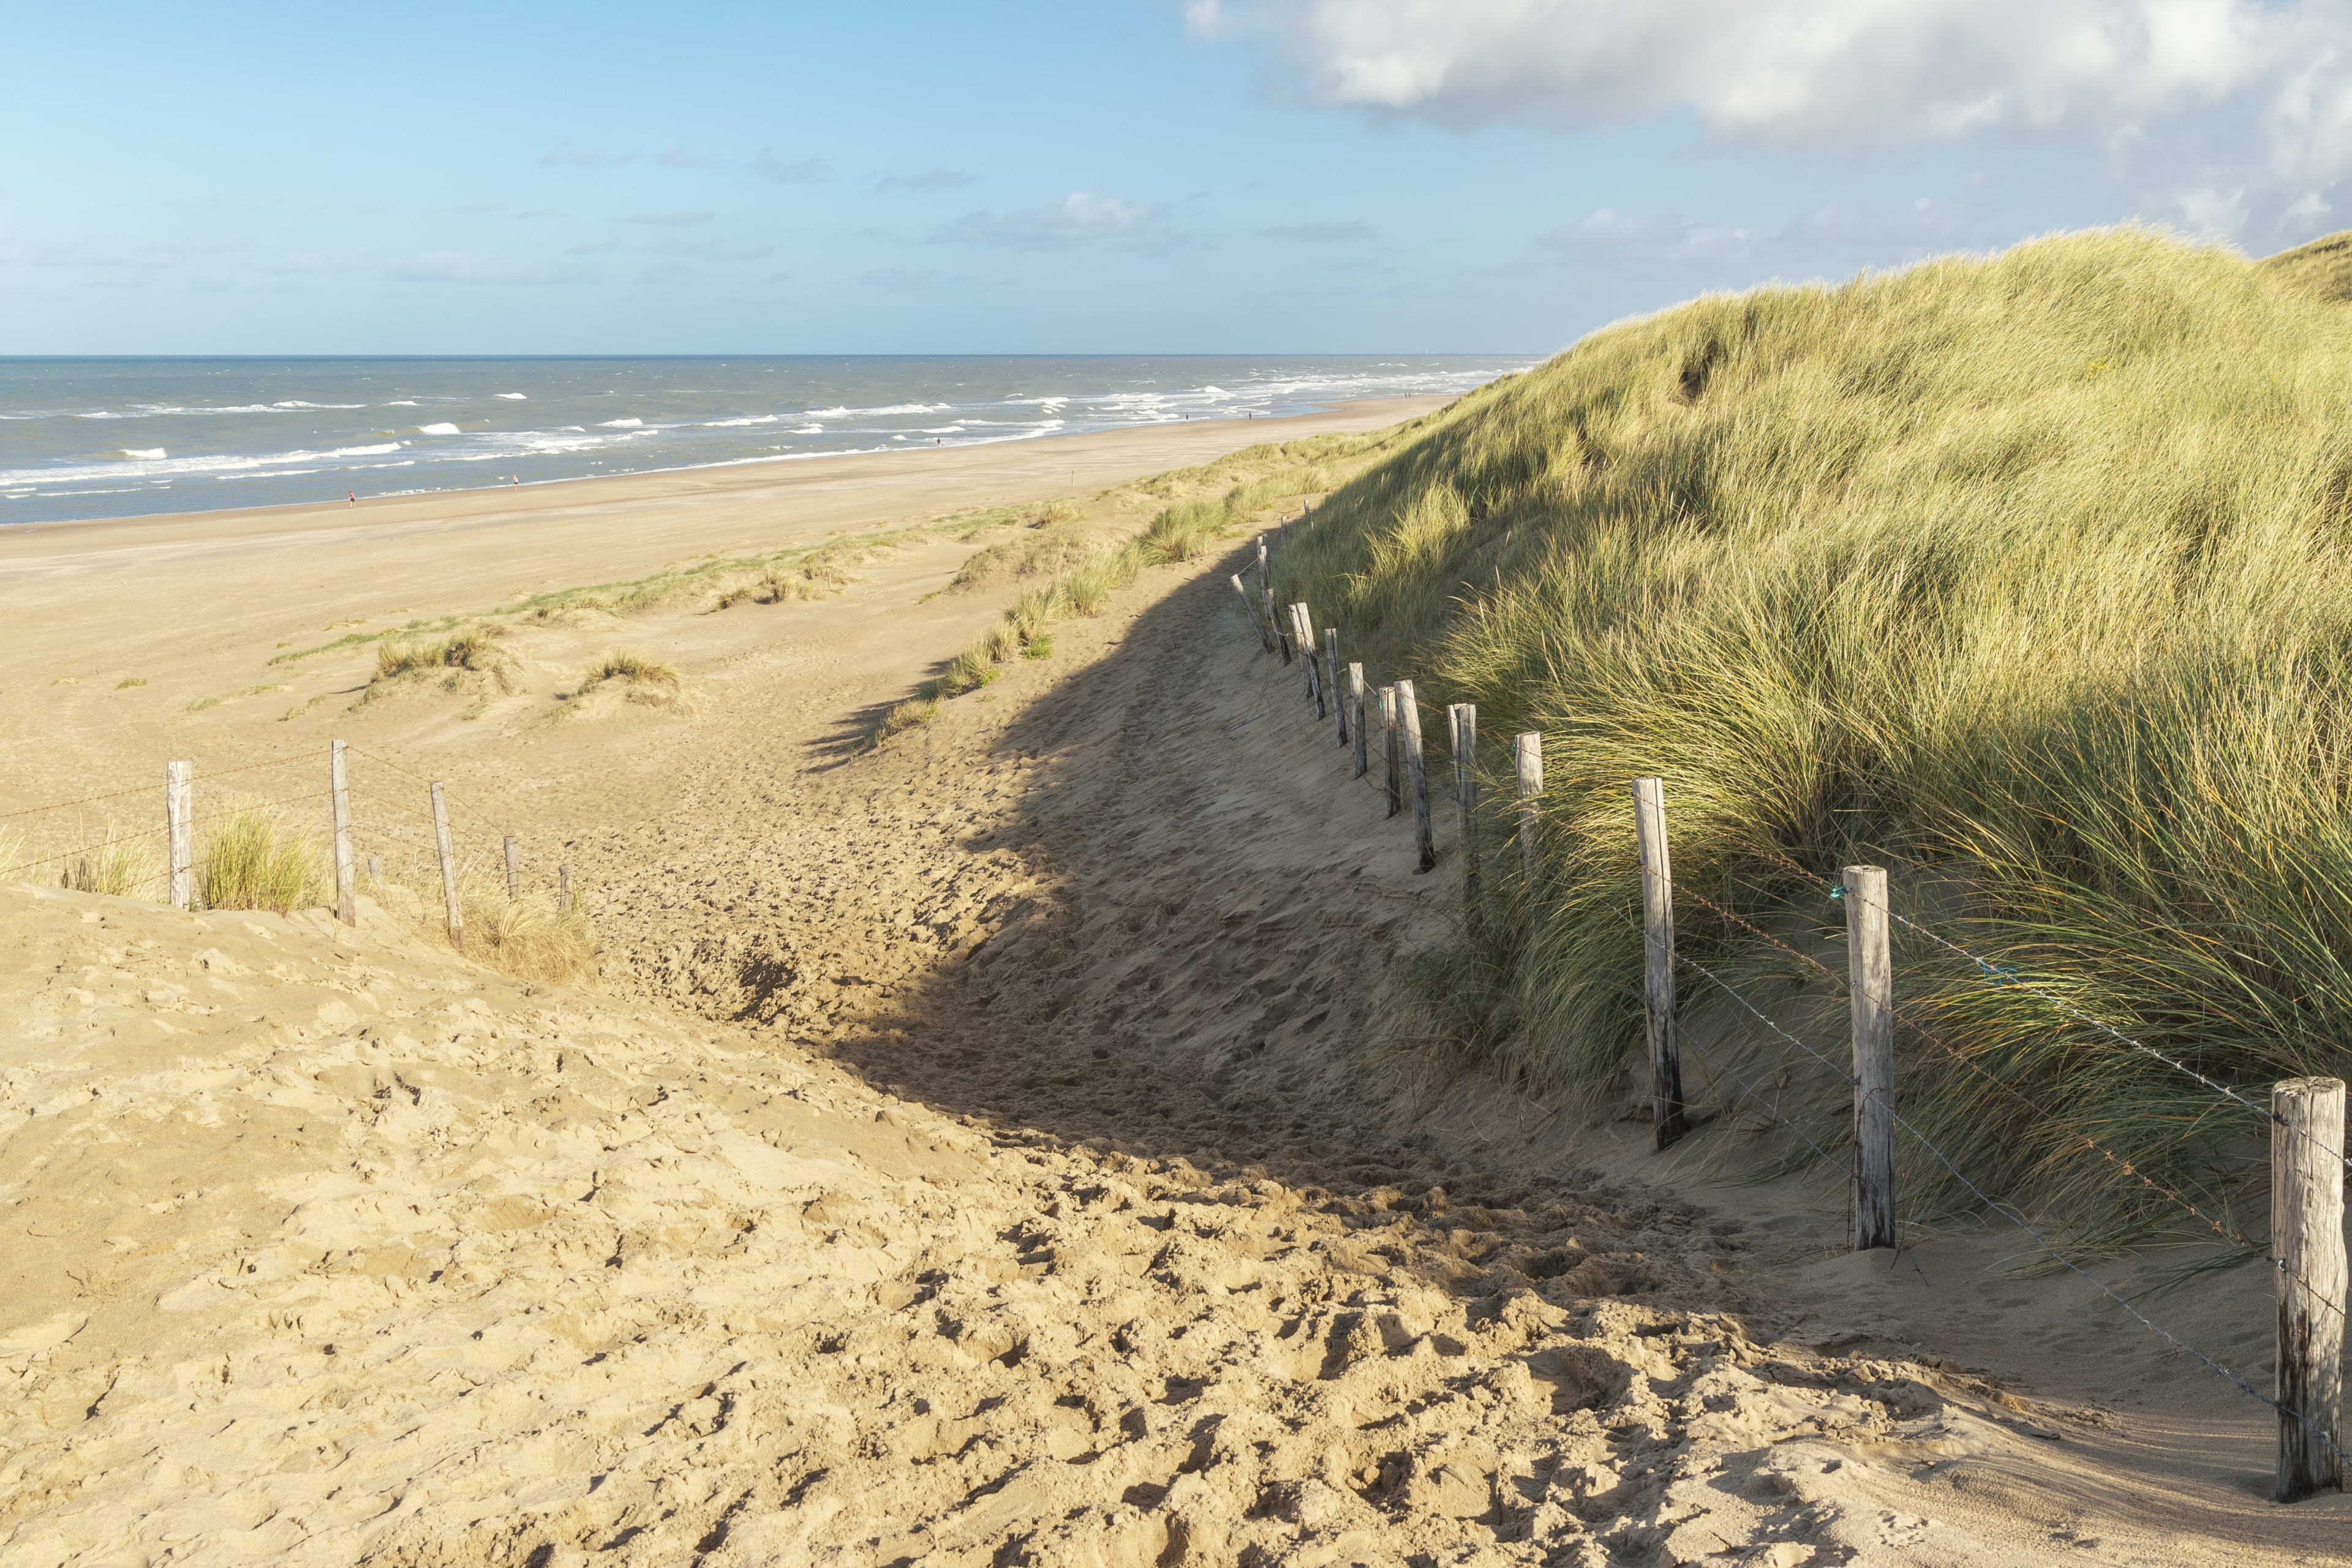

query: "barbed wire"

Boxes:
[1243, 614, 2352, 1340]
[1658, 867, 2302, 1281]
[0, 747, 327, 823]
[1599, 893, 2352, 1469]
[1738, 843, 2352, 1181]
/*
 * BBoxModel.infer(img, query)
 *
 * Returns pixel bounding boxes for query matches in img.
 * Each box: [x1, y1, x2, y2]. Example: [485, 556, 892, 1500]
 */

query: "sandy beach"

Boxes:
[2, 396, 2345, 1566]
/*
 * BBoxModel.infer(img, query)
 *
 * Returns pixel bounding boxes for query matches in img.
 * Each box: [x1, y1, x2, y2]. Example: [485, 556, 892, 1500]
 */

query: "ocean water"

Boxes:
[0, 355, 1530, 526]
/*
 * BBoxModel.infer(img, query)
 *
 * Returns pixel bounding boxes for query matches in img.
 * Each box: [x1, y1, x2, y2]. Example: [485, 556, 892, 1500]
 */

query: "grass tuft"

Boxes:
[376, 627, 504, 679]
[197, 805, 321, 913]
[458, 882, 600, 984]
[580, 649, 679, 689]
[57, 827, 158, 897]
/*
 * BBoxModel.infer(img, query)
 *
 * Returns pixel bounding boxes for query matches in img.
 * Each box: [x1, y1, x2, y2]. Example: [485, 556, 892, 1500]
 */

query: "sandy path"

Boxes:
[4, 410, 2348, 1564]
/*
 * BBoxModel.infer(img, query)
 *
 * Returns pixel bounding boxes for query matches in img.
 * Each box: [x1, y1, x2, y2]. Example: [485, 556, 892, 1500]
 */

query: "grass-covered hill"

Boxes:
[1278, 226, 2352, 1240]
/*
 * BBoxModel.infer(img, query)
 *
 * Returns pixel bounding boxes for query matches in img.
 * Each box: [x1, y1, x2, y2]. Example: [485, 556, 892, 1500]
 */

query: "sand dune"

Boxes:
[4, 410, 2346, 1563]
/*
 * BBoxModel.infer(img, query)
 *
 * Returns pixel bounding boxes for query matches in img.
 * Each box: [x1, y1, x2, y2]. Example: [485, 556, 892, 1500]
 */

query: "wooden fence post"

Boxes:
[1275, 601, 1295, 665]
[1399, 680, 1434, 873]
[1325, 630, 1346, 743]
[1294, 604, 1323, 712]
[1349, 665, 1368, 779]
[2274, 1076, 2347, 1502]
[165, 760, 192, 910]
[1515, 733, 1542, 888]
[1231, 574, 1275, 652]
[431, 782, 464, 952]
[1379, 686, 1401, 817]
[1632, 778, 1687, 1148]
[331, 740, 355, 926]
[559, 865, 573, 916]
[1844, 864, 1896, 1249]
[1450, 704, 1479, 910]
[504, 834, 521, 902]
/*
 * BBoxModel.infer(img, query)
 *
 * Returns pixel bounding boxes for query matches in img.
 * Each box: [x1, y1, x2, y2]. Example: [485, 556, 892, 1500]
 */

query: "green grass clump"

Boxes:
[56, 827, 156, 898]
[197, 805, 321, 913]
[377, 628, 503, 679]
[1273, 224, 2352, 1240]
[115, 677, 146, 690]
[580, 649, 680, 690]
[458, 881, 600, 984]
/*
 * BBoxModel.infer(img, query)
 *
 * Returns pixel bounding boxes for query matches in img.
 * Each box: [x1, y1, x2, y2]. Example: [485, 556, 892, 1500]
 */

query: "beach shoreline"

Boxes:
[0, 396, 1446, 570]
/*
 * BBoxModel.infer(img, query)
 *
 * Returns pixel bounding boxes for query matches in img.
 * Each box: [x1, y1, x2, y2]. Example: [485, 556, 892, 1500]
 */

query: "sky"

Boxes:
[6, 1, 2351, 356]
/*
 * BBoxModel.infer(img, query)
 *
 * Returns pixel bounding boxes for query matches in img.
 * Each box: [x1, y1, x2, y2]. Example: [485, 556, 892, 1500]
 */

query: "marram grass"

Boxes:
[1275, 225, 2352, 1243]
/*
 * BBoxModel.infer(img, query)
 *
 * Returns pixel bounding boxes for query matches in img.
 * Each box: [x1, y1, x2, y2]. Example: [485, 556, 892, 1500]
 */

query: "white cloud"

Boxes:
[657, 146, 714, 168]
[935, 191, 1166, 249]
[1258, 219, 1374, 242]
[1533, 197, 1983, 274]
[388, 252, 587, 285]
[862, 266, 940, 292]
[1192, 1, 2352, 235]
[880, 167, 980, 191]
[623, 211, 716, 226]
[540, 143, 635, 168]
[754, 151, 827, 185]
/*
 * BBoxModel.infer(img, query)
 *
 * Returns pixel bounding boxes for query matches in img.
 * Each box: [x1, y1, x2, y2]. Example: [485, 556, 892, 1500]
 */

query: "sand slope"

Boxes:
[4, 413, 2348, 1564]
[1, 878, 2187, 1568]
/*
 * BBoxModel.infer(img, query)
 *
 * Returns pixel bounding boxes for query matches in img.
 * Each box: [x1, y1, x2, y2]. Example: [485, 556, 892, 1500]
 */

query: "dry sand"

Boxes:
[2, 403, 2346, 1564]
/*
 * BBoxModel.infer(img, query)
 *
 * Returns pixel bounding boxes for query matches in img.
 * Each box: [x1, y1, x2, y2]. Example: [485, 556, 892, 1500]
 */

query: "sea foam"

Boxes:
[418, 423, 462, 435]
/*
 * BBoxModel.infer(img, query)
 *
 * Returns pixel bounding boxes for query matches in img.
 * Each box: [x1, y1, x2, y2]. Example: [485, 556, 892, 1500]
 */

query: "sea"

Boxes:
[0, 355, 1532, 526]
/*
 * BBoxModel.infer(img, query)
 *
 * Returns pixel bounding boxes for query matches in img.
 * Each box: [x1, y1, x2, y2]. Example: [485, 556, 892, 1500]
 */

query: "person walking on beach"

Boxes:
[348, 492, 356, 505]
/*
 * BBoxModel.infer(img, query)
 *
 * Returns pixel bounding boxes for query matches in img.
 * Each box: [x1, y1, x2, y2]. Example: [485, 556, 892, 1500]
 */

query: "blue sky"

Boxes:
[6, 1, 2348, 356]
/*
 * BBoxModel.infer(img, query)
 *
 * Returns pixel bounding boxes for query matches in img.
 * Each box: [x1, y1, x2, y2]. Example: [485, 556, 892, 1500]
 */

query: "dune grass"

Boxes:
[375, 628, 507, 681]
[869, 462, 1362, 747]
[579, 649, 679, 689]
[58, 827, 158, 899]
[197, 805, 322, 913]
[454, 879, 600, 984]
[1271, 225, 2352, 1242]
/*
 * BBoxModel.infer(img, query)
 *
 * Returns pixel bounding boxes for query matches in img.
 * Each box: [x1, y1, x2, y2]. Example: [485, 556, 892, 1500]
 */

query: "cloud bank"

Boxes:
[1188, 1, 2352, 235]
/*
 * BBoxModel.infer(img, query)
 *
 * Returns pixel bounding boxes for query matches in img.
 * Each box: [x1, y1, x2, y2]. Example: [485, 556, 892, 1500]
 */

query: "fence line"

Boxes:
[1243, 532, 2348, 1501]
[1660, 864, 2302, 1286]
[6, 741, 575, 930]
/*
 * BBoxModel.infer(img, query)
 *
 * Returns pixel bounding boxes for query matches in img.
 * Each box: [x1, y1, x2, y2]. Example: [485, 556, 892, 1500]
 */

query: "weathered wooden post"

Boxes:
[1398, 680, 1434, 873]
[1294, 604, 1323, 714]
[1844, 864, 1896, 1249]
[330, 739, 355, 926]
[1326, 630, 1346, 745]
[558, 865, 573, 916]
[1514, 733, 1542, 887]
[2275, 1076, 2347, 1502]
[1275, 600, 1295, 665]
[503, 834, 521, 902]
[1632, 778, 1687, 1149]
[1257, 535, 1270, 604]
[1231, 574, 1275, 652]
[1450, 704, 1480, 910]
[1379, 686, 1401, 817]
[430, 782, 464, 952]
[1349, 664, 1368, 779]
[165, 760, 192, 910]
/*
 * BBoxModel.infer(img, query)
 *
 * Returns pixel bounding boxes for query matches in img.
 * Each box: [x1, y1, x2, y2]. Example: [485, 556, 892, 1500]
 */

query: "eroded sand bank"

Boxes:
[3, 402, 2343, 1564]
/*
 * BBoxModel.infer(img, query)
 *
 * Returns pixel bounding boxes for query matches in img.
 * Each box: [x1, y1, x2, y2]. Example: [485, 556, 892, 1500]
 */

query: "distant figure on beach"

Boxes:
[348, 492, 356, 505]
